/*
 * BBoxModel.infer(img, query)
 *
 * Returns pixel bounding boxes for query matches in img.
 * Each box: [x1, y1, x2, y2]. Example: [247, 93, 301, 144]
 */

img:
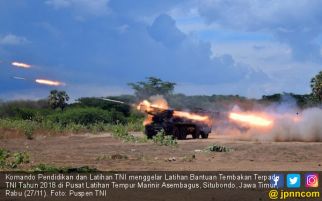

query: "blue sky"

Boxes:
[1, 0, 322, 100]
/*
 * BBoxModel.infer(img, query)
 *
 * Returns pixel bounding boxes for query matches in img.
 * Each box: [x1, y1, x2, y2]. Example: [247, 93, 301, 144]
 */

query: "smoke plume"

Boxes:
[146, 95, 322, 142]
[149, 95, 169, 108]
[227, 106, 322, 142]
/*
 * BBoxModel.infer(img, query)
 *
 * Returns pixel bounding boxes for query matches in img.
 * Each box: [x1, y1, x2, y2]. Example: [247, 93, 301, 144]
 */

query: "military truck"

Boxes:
[143, 106, 211, 140]
[100, 98, 212, 140]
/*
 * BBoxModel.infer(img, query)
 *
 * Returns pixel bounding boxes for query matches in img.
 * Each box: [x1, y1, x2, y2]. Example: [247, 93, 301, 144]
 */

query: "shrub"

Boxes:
[0, 100, 49, 119]
[24, 128, 34, 139]
[32, 164, 60, 172]
[22, 121, 35, 140]
[110, 154, 128, 160]
[48, 107, 126, 126]
[126, 120, 144, 132]
[65, 123, 87, 133]
[0, 118, 144, 137]
[152, 130, 177, 146]
[110, 124, 148, 143]
[0, 148, 10, 168]
[32, 164, 97, 173]
[88, 122, 106, 134]
[0, 148, 30, 169]
[0, 119, 36, 139]
[12, 108, 36, 120]
[76, 97, 131, 116]
[207, 144, 232, 152]
[11, 152, 30, 168]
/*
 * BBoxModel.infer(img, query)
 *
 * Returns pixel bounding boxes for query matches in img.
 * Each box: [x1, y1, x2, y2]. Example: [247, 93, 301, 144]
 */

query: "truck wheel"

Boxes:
[179, 126, 187, 140]
[173, 126, 183, 139]
[180, 131, 187, 140]
[145, 125, 156, 139]
[173, 126, 179, 139]
[173, 126, 187, 140]
[200, 132, 209, 139]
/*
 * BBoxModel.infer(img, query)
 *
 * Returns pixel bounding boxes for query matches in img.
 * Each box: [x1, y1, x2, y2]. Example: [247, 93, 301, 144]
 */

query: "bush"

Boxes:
[126, 120, 144, 132]
[48, 107, 126, 126]
[0, 119, 36, 139]
[12, 108, 36, 120]
[0, 100, 50, 119]
[152, 130, 177, 146]
[64, 123, 87, 133]
[207, 144, 232, 152]
[0, 148, 30, 169]
[11, 152, 30, 168]
[0, 118, 144, 137]
[110, 124, 148, 143]
[75, 97, 132, 116]
[0, 148, 10, 168]
[23, 124, 35, 140]
[32, 164, 97, 173]
[32, 164, 60, 172]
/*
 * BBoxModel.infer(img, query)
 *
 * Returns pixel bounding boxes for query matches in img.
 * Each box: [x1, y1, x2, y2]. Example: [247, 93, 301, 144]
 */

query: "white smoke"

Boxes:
[225, 106, 322, 142]
[248, 107, 322, 142]
[149, 95, 169, 108]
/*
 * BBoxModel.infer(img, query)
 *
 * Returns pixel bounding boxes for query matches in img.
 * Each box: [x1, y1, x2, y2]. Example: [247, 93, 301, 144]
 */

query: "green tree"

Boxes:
[48, 90, 70, 111]
[310, 71, 322, 102]
[128, 77, 176, 99]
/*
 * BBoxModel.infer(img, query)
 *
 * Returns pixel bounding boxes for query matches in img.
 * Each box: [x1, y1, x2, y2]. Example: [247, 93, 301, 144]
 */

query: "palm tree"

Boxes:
[48, 90, 70, 111]
[310, 71, 322, 101]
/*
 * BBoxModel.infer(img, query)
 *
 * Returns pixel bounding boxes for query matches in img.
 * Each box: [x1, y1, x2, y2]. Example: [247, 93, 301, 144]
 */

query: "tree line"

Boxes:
[1, 71, 322, 122]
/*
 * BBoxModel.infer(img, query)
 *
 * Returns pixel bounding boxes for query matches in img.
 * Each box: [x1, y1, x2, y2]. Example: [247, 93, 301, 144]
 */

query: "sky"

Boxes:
[1, 0, 322, 101]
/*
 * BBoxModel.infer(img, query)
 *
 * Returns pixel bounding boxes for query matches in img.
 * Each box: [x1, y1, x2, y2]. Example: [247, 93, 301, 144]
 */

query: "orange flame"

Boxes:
[11, 62, 31, 68]
[35, 79, 65, 86]
[137, 100, 151, 111]
[144, 115, 153, 126]
[137, 100, 169, 125]
[229, 112, 273, 127]
[137, 99, 210, 125]
[137, 99, 168, 112]
[173, 111, 210, 123]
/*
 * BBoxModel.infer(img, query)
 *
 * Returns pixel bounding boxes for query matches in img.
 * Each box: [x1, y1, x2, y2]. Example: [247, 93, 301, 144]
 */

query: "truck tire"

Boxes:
[200, 132, 209, 139]
[173, 126, 187, 140]
[145, 125, 157, 139]
[192, 127, 200, 139]
[180, 129, 187, 140]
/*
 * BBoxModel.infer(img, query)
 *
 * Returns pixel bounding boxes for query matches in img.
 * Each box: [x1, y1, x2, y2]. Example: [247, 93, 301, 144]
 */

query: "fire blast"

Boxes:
[137, 99, 211, 125]
[137, 97, 212, 139]
[228, 112, 273, 127]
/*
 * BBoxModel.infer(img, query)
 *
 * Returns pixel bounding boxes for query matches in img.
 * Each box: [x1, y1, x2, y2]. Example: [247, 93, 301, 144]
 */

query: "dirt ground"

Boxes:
[1, 132, 322, 171]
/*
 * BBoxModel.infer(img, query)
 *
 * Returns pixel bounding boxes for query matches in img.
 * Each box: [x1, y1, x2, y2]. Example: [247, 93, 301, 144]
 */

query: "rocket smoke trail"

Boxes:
[11, 62, 31, 68]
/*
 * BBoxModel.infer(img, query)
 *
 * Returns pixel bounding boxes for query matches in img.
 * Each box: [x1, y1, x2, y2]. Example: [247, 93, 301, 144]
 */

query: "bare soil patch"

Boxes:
[1, 133, 321, 171]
